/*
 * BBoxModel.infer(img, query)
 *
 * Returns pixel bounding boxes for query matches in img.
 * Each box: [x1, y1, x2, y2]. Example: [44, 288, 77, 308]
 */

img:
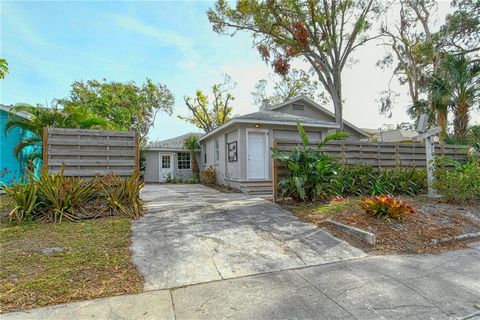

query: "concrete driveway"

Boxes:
[132, 184, 365, 290]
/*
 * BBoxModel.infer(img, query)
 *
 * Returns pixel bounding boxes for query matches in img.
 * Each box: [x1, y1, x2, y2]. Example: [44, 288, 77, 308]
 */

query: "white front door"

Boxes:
[247, 131, 267, 180]
[160, 154, 172, 182]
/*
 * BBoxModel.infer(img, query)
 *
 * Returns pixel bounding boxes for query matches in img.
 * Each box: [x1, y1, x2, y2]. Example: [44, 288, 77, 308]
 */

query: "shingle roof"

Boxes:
[147, 132, 203, 150]
[234, 110, 338, 126]
[379, 129, 419, 142]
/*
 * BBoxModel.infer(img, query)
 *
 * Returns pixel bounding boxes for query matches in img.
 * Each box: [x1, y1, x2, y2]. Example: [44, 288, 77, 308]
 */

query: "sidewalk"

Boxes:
[2, 243, 479, 320]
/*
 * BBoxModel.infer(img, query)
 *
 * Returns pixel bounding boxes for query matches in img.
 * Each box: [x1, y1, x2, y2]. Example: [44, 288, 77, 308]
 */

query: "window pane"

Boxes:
[162, 155, 170, 168]
[215, 138, 219, 162]
[177, 152, 191, 169]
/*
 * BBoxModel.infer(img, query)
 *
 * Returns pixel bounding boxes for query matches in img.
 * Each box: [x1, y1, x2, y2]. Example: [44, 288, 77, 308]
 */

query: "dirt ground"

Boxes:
[281, 196, 480, 254]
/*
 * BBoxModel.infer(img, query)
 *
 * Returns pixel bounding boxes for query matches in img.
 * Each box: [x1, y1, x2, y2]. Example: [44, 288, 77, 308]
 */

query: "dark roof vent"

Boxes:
[292, 103, 304, 111]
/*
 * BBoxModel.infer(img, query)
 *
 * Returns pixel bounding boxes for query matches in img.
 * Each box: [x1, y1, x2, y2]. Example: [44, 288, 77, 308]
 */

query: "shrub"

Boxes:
[360, 195, 414, 220]
[4, 170, 145, 223]
[200, 166, 217, 186]
[36, 168, 96, 222]
[331, 165, 426, 197]
[272, 123, 348, 202]
[434, 159, 480, 203]
[2, 180, 42, 222]
[100, 173, 144, 219]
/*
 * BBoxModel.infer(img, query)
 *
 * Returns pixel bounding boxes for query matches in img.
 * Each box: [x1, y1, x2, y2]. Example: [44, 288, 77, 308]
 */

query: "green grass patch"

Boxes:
[0, 217, 143, 313]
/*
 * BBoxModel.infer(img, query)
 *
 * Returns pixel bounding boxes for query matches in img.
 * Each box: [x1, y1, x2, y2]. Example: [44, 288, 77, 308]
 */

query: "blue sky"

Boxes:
[1, 1, 478, 141]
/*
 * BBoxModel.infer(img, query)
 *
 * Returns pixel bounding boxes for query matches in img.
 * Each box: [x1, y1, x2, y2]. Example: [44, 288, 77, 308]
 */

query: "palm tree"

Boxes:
[183, 135, 200, 180]
[432, 55, 480, 139]
[4, 103, 110, 160]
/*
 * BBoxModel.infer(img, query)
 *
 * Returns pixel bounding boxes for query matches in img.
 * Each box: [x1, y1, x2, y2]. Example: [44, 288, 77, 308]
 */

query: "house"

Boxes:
[0, 104, 36, 186]
[145, 95, 368, 193]
[145, 132, 202, 182]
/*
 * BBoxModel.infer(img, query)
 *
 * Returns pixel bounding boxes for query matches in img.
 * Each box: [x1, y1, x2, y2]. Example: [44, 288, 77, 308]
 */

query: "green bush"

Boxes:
[331, 165, 427, 197]
[3, 180, 42, 222]
[99, 173, 145, 220]
[37, 168, 96, 222]
[434, 159, 480, 203]
[272, 123, 347, 202]
[2, 169, 145, 223]
[200, 166, 217, 186]
[360, 195, 414, 220]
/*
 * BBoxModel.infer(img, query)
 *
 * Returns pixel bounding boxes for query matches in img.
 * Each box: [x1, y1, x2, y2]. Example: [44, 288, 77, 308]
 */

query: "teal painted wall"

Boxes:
[0, 110, 39, 186]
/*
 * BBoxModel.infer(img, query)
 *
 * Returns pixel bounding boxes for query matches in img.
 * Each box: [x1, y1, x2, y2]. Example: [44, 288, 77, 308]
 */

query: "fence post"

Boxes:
[134, 131, 140, 175]
[272, 140, 278, 202]
[42, 127, 49, 172]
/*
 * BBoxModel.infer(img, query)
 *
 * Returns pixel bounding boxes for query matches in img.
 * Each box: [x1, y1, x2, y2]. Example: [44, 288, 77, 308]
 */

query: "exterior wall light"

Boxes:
[255, 123, 261, 128]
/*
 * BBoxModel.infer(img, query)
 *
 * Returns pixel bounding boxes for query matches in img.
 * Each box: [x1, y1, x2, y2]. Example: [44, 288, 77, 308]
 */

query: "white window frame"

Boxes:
[177, 152, 191, 170]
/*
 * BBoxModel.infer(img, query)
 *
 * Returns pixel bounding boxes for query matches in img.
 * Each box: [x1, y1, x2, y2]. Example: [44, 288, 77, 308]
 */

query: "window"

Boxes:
[204, 151, 207, 165]
[161, 155, 170, 169]
[292, 103, 304, 111]
[177, 152, 191, 169]
[214, 138, 220, 163]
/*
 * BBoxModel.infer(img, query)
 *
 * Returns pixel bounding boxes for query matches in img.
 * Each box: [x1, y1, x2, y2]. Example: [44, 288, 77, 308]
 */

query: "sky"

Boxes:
[1, 0, 478, 142]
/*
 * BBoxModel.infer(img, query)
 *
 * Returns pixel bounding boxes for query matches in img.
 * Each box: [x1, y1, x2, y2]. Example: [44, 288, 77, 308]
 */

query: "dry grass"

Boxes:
[0, 217, 143, 313]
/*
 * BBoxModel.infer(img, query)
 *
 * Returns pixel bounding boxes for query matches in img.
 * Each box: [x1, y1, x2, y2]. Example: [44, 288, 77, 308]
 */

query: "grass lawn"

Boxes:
[281, 197, 480, 254]
[0, 213, 143, 313]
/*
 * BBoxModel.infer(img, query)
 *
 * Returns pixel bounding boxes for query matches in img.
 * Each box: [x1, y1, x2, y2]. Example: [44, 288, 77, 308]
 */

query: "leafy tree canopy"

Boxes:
[178, 75, 235, 133]
[208, 0, 382, 131]
[0, 58, 8, 79]
[59, 79, 174, 143]
[252, 68, 328, 107]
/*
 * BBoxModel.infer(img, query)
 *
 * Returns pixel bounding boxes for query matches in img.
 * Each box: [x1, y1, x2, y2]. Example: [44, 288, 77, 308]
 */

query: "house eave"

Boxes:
[198, 118, 339, 142]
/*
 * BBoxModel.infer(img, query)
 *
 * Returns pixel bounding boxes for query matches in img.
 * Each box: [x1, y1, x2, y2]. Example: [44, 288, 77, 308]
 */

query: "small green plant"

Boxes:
[2, 181, 42, 222]
[37, 168, 96, 222]
[272, 122, 348, 202]
[200, 166, 217, 186]
[100, 173, 144, 219]
[360, 195, 414, 220]
[434, 158, 480, 203]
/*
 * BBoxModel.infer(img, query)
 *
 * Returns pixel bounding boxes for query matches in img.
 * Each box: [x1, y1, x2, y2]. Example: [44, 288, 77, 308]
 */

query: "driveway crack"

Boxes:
[267, 232, 307, 266]
[197, 238, 224, 280]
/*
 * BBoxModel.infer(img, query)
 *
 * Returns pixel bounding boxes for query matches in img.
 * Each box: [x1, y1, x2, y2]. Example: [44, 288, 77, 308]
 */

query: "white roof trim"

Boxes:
[147, 148, 200, 152]
[268, 95, 369, 137]
[0, 104, 30, 119]
[199, 118, 339, 142]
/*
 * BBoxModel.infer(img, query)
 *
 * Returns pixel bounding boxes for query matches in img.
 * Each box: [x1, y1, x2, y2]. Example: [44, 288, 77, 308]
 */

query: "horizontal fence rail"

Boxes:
[272, 139, 468, 201]
[43, 128, 139, 179]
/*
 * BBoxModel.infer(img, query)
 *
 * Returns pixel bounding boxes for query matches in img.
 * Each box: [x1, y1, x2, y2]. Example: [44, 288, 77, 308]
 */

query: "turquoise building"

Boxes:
[0, 104, 39, 186]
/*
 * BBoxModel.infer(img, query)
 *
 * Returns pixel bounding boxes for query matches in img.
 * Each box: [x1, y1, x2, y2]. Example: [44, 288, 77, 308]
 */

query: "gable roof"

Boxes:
[0, 104, 30, 119]
[199, 109, 340, 142]
[199, 95, 368, 142]
[266, 95, 369, 138]
[147, 132, 203, 151]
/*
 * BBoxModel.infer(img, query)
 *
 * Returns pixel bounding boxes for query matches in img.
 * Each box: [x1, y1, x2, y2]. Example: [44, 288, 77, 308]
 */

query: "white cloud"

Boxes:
[111, 14, 199, 70]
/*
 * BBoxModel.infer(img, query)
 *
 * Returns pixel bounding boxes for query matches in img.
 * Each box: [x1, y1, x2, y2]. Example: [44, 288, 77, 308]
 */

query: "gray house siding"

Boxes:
[273, 102, 364, 140]
[201, 122, 328, 188]
[144, 150, 200, 182]
[145, 150, 160, 182]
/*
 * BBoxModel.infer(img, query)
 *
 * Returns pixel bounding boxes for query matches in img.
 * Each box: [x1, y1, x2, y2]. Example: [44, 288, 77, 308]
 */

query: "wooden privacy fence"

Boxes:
[272, 139, 468, 201]
[43, 128, 139, 178]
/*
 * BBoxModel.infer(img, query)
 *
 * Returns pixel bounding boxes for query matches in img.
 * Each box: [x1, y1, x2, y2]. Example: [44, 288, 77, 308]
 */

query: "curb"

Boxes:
[325, 219, 376, 245]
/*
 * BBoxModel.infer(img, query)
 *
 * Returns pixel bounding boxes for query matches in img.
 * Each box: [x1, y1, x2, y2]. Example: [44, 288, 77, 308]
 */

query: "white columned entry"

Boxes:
[247, 129, 268, 180]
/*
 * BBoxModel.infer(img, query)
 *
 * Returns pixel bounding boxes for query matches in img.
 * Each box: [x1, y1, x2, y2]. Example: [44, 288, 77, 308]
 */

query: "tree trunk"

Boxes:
[437, 110, 448, 140]
[332, 68, 344, 132]
[453, 98, 469, 140]
[191, 152, 199, 179]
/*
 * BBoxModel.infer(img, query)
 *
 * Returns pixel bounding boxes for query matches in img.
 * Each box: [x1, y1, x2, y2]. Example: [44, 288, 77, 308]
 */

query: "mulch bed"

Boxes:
[280, 197, 480, 254]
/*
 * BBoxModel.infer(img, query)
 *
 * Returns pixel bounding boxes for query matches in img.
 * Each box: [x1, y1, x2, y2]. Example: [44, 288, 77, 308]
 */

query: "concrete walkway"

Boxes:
[3, 243, 479, 320]
[132, 184, 365, 290]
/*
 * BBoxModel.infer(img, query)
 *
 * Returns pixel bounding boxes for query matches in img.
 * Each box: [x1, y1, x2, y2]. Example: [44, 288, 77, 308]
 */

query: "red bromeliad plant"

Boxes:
[360, 195, 414, 220]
